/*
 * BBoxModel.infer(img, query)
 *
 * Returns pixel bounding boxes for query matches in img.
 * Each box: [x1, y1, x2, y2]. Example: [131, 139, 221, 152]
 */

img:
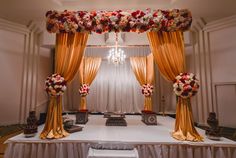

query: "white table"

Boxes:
[4, 115, 236, 158]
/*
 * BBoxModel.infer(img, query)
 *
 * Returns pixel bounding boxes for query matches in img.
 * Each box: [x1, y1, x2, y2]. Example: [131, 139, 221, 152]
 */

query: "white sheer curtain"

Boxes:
[87, 60, 143, 113]
[86, 47, 149, 113]
[67, 47, 153, 113]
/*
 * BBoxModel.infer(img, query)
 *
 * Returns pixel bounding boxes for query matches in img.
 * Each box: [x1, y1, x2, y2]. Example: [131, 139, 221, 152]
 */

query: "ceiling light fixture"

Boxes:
[107, 33, 126, 65]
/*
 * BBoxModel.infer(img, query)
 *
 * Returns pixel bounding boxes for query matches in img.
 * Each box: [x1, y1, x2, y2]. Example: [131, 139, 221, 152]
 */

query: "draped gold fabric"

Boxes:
[130, 57, 146, 85]
[79, 57, 101, 110]
[130, 54, 154, 111]
[147, 31, 203, 141]
[40, 32, 88, 139]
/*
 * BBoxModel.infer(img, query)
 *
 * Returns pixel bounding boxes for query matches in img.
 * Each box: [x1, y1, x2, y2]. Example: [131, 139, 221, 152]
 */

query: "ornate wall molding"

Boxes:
[204, 15, 236, 32]
[0, 18, 29, 34]
[187, 15, 236, 125]
[0, 18, 49, 124]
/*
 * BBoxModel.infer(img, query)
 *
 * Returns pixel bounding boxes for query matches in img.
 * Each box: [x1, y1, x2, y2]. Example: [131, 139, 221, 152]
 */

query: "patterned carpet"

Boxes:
[0, 124, 24, 138]
[0, 125, 24, 157]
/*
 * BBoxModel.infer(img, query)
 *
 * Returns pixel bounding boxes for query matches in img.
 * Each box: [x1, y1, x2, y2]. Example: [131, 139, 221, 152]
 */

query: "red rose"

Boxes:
[131, 11, 138, 18]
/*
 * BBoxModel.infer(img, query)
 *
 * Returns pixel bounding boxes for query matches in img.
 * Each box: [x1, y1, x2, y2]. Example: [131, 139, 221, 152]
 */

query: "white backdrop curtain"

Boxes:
[66, 47, 163, 113]
[86, 60, 143, 113]
[86, 47, 150, 113]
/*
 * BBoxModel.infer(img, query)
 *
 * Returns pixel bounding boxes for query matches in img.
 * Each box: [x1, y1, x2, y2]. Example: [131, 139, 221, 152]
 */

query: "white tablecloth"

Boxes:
[4, 115, 236, 158]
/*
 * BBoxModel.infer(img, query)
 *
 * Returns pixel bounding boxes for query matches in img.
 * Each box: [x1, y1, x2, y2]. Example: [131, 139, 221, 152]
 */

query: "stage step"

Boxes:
[87, 148, 139, 158]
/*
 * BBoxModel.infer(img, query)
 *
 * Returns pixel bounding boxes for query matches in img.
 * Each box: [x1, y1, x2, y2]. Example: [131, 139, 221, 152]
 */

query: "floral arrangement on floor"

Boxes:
[46, 9, 192, 33]
[79, 84, 90, 97]
[142, 84, 154, 97]
[45, 74, 67, 96]
[173, 73, 199, 99]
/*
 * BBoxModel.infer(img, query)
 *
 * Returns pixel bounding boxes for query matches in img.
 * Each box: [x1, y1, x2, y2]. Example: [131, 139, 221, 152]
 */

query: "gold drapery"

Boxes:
[130, 54, 154, 111]
[40, 32, 88, 139]
[147, 31, 203, 141]
[79, 57, 101, 110]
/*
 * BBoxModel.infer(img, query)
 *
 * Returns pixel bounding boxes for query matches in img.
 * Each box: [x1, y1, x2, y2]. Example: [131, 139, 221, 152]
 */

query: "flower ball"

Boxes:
[173, 73, 199, 99]
[79, 84, 90, 97]
[142, 84, 154, 97]
[45, 74, 67, 96]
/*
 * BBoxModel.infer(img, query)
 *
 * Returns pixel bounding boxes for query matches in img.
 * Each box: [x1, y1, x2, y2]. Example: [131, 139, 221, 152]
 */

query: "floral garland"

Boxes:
[79, 84, 90, 97]
[45, 74, 67, 96]
[173, 73, 199, 99]
[46, 9, 192, 34]
[142, 84, 154, 97]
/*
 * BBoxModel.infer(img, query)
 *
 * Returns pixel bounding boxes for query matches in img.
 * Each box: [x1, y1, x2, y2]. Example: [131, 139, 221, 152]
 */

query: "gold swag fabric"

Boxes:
[79, 57, 101, 110]
[40, 32, 88, 139]
[147, 31, 203, 141]
[130, 54, 154, 111]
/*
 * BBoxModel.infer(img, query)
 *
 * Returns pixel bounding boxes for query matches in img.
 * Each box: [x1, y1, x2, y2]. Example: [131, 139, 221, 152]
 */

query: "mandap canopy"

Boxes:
[42, 9, 203, 142]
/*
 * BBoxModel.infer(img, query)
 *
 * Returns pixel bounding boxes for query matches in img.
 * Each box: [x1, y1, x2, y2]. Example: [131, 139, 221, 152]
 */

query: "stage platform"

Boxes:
[4, 115, 236, 158]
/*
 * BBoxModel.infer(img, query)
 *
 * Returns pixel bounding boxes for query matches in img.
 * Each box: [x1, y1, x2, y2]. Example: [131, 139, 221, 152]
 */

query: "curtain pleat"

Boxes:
[40, 32, 88, 139]
[79, 57, 101, 110]
[130, 54, 154, 111]
[130, 57, 146, 85]
[86, 60, 144, 113]
[147, 31, 203, 141]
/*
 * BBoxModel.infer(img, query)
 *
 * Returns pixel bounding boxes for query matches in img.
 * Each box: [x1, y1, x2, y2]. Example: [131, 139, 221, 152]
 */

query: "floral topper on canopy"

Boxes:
[46, 9, 192, 34]
[173, 73, 199, 99]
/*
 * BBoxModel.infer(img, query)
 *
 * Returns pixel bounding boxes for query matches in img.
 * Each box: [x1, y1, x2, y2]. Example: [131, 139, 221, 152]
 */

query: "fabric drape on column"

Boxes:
[40, 32, 88, 139]
[79, 57, 101, 110]
[130, 54, 154, 111]
[147, 31, 203, 141]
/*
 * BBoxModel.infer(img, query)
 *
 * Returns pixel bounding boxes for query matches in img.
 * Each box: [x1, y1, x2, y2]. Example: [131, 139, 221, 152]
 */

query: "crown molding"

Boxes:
[0, 18, 29, 34]
[204, 14, 236, 32]
[27, 21, 43, 34]
[191, 18, 206, 32]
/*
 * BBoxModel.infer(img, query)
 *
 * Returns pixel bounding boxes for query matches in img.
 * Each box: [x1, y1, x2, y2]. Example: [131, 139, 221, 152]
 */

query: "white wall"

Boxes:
[0, 26, 25, 125]
[0, 18, 52, 125]
[208, 21, 236, 128]
[185, 15, 236, 128]
[36, 47, 53, 118]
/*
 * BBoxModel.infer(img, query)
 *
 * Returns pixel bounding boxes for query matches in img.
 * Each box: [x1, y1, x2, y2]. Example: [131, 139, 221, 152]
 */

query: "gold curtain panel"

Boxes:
[40, 32, 88, 139]
[79, 57, 102, 110]
[147, 31, 203, 141]
[130, 54, 154, 111]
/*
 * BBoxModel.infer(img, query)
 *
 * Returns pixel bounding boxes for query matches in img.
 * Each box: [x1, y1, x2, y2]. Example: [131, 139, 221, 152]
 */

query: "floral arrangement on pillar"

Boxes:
[142, 83, 154, 97]
[173, 73, 199, 98]
[141, 84, 154, 111]
[172, 72, 203, 141]
[79, 84, 90, 111]
[45, 74, 67, 96]
[79, 84, 90, 97]
[40, 74, 68, 139]
[141, 84, 156, 125]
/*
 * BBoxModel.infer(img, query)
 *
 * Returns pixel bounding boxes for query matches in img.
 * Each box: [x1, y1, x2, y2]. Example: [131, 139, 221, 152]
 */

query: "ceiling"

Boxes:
[0, 0, 236, 26]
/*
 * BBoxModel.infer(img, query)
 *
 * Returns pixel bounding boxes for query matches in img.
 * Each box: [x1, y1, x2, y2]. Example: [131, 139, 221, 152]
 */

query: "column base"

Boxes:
[141, 110, 157, 125]
[76, 109, 89, 124]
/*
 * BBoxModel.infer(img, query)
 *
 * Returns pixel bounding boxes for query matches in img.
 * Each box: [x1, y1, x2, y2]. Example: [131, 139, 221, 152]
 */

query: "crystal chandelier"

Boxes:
[107, 33, 126, 65]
